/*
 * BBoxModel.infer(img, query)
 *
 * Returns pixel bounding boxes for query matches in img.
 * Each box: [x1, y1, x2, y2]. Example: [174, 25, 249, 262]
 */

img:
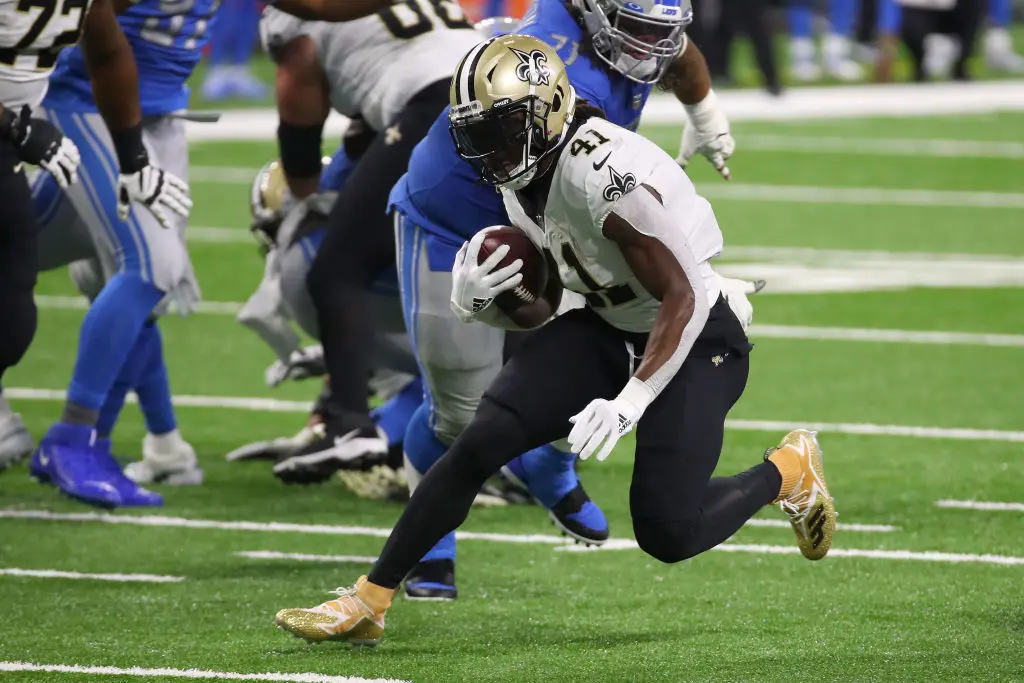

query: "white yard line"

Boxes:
[28, 293, 1024, 347]
[5, 387, 1024, 442]
[557, 541, 1024, 566]
[740, 135, 1024, 159]
[0, 662, 408, 683]
[748, 325, 1024, 348]
[697, 184, 1024, 209]
[236, 551, 377, 563]
[0, 568, 183, 583]
[935, 500, 1024, 512]
[0, 510, 891, 545]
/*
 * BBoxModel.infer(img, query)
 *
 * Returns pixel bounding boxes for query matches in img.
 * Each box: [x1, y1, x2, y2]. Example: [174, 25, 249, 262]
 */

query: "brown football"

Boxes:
[476, 225, 548, 312]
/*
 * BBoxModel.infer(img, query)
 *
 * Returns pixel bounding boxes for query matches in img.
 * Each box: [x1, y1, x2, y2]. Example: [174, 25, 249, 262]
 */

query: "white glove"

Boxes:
[677, 89, 735, 180]
[39, 136, 81, 189]
[450, 228, 523, 323]
[117, 165, 193, 228]
[568, 379, 652, 461]
[717, 274, 765, 332]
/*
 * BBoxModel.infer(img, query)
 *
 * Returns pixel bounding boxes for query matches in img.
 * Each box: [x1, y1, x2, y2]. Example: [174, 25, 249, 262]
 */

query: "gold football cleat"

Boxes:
[768, 429, 836, 561]
[274, 576, 389, 647]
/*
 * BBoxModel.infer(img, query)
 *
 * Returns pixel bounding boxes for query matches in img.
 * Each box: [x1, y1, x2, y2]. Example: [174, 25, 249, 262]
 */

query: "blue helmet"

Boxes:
[572, 0, 692, 83]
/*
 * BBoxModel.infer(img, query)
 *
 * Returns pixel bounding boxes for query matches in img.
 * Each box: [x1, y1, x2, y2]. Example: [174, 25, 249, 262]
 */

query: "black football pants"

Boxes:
[0, 140, 38, 389]
[306, 79, 450, 426]
[369, 300, 783, 588]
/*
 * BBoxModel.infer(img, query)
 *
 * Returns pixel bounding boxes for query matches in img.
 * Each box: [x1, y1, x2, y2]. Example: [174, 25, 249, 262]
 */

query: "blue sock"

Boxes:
[96, 323, 155, 438]
[134, 322, 177, 436]
[877, 0, 902, 34]
[232, 0, 260, 65]
[66, 273, 164, 415]
[829, 0, 858, 36]
[370, 376, 423, 447]
[989, 0, 1011, 27]
[517, 444, 578, 509]
[404, 402, 455, 564]
[788, 4, 814, 38]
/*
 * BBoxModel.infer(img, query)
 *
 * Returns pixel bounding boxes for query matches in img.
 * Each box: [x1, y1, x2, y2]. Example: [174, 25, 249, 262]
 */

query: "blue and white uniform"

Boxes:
[28, 0, 219, 482]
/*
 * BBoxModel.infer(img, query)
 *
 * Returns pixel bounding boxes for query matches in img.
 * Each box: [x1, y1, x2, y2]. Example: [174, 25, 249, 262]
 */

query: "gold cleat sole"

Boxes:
[274, 609, 383, 647]
[777, 429, 836, 561]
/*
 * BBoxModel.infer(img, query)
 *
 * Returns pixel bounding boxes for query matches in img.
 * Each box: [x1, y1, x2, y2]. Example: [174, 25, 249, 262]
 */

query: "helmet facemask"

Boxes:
[578, 0, 691, 84]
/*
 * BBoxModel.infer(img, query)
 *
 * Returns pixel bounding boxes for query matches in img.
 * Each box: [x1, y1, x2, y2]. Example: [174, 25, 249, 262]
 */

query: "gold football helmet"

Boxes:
[249, 157, 331, 250]
[449, 34, 577, 190]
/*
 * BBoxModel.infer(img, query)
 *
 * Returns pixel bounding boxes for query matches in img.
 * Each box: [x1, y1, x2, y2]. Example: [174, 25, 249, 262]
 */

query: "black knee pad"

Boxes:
[0, 287, 37, 375]
[633, 518, 703, 564]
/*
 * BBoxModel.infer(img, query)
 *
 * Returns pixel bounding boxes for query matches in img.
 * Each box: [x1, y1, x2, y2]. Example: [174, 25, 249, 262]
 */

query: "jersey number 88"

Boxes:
[379, 0, 471, 39]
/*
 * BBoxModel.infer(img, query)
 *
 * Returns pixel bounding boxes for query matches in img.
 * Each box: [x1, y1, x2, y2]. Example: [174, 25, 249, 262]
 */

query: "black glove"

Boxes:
[0, 105, 80, 187]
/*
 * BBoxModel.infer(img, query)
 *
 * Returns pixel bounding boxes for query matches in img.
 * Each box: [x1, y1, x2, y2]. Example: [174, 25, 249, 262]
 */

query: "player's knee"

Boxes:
[0, 286, 37, 372]
[68, 259, 104, 301]
[446, 398, 529, 480]
[633, 518, 704, 564]
[432, 403, 476, 446]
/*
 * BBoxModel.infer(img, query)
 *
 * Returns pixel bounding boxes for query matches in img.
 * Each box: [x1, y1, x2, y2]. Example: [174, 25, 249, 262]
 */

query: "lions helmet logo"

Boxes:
[602, 166, 637, 202]
[511, 47, 552, 86]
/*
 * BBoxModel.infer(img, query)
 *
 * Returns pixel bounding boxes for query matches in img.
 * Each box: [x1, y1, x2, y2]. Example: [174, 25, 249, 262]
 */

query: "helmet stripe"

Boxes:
[457, 38, 492, 105]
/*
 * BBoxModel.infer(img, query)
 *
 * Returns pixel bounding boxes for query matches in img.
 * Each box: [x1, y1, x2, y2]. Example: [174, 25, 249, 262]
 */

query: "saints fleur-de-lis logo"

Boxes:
[511, 48, 551, 86]
[602, 165, 637, 202]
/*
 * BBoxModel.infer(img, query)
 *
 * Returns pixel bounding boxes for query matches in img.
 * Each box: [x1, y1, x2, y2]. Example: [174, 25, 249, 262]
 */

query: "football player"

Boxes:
[259, 0, 484, 483]
[0, 0, 191, 478]
[385, 0, 736, 600]
[273, 36, 836, 647]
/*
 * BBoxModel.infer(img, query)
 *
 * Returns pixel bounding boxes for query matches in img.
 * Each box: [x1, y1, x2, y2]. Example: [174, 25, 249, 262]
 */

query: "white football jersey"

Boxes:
[260, 0, 483, 133]
[503, 117, 723, 334]
[0, 0, 91, 109]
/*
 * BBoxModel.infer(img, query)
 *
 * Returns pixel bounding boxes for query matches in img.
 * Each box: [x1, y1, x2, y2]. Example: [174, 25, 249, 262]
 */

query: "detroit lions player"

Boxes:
[26, 0, 216, 508]
[387, 0, 734, 600]
[1, 0, 194, 480]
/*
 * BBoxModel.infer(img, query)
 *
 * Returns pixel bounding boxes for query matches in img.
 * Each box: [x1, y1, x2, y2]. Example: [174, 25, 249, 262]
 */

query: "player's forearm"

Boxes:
[665, 38, 711, 106]
[273, 42, 329, 198]
[270, 0, 390, 21]
[81, 0, 146, 171]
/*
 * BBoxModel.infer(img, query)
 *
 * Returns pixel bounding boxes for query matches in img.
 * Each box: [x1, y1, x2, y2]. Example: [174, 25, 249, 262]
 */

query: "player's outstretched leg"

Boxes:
[764, 429, 836, 560]
[501, 446, 609, 546]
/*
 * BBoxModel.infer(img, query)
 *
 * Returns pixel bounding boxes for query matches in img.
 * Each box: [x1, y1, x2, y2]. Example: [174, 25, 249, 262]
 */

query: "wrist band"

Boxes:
[110, 123, 149, 174]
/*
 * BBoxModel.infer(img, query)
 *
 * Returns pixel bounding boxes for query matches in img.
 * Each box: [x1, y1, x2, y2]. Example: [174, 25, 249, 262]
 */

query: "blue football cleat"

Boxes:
[404, 559, 457, 601]
[93, 438, 164, 507]
[30, 423, 122, 509]
[502, 450, 609, 546]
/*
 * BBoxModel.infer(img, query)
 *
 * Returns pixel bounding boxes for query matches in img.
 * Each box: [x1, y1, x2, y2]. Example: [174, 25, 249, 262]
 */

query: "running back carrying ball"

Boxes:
[476, 226, 548, 312]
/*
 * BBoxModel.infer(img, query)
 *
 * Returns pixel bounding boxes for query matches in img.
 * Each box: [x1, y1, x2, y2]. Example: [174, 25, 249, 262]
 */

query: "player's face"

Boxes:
[452, 104, 545, 185]
[614, 12, 679, 59]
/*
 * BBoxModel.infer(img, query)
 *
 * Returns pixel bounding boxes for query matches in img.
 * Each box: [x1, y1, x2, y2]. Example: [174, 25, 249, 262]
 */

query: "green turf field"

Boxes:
[2, 112, 1024, 682]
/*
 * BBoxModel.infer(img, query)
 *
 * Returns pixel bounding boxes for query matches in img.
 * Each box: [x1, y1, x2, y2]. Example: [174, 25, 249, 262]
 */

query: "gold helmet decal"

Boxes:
[449, 34, 576, 190]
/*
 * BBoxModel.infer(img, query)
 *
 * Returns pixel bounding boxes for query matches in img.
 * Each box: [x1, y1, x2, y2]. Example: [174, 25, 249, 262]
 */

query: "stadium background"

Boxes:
[2, 1, 1024, 682]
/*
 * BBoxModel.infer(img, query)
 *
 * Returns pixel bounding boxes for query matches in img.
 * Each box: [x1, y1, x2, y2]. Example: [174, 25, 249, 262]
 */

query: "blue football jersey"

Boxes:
[44, 0, 222, 115]
[390, 0, 657, 265]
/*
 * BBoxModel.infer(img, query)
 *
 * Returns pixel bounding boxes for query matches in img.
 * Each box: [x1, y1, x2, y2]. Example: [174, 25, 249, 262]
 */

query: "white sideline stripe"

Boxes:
[936, 500, 1024, 512]
[236, 551, 377, 563]
[748, 325, 1024, 348]
[30, 289, 1024, 348]
[183, 170, 1024, 210]
[35, 295, 242, 316]
[182, 83, 1024, 142]
[557, 541, 1024, 566]
[698, 184, 1024, 209]
[0, 568, 183, 583]
[0, 510, 892, 544]
[0, 662, 408, 683]
[741, 135, 1024, 159]
[5, 388, 1024, 442]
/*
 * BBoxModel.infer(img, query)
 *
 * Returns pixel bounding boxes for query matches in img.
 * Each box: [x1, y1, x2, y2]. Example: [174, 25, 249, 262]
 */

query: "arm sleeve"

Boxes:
[608, 184, 710, 405]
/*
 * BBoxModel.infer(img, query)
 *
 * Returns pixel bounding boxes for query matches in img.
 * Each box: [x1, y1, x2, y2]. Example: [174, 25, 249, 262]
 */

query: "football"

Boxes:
[477, 225, 548, 312]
